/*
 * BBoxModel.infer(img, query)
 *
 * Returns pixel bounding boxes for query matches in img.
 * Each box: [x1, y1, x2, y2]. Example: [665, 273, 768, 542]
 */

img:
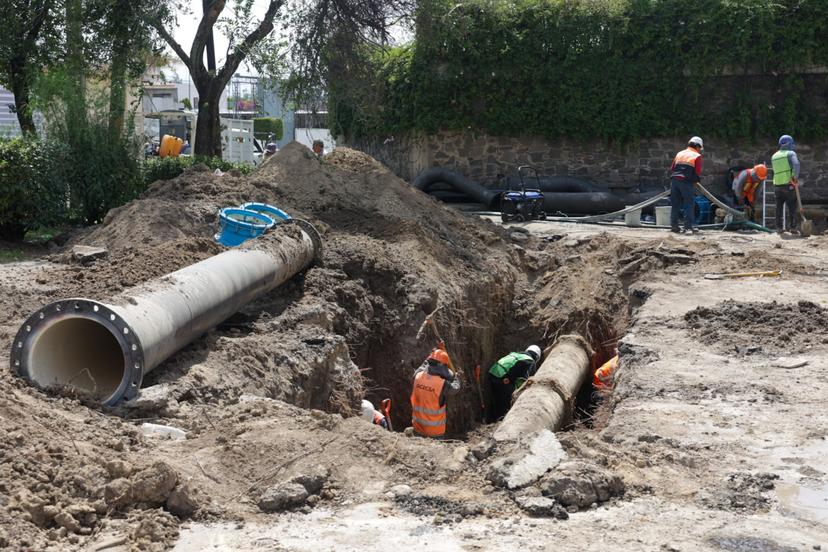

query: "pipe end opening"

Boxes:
[11, 300, 143, 405]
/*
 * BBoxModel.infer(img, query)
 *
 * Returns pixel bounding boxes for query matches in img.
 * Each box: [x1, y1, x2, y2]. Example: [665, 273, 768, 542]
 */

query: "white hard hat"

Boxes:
[525, 345, 542, 360]
[689, 136, 704, 149]
[361, 400, 375, 422]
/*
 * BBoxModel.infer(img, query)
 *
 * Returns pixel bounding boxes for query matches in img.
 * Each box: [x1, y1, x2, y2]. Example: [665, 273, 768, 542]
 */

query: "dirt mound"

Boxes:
[684, 300, 828, 354]
[0, 141, 536, 550]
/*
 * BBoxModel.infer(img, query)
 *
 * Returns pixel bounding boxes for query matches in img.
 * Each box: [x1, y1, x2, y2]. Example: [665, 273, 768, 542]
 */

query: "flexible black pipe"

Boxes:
[412, 168, 500, 209]
[504, 176, 597, 193]
[428, 191, 479, 203]
[541, 191, 665, 215]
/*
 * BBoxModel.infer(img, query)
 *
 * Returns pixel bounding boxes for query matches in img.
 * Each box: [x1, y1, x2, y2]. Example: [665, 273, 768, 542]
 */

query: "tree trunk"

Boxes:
[195, 84, 223, 157]
[8, 59, 36, 136]
[65, 0, 86, 132]
[108, 38, 128, 141]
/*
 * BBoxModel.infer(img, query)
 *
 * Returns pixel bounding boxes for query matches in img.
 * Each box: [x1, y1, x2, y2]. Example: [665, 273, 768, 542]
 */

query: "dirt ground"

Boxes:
[1, 144, 827, 551]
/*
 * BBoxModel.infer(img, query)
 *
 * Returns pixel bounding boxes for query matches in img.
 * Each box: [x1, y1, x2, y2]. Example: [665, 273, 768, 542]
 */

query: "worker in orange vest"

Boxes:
[361, 399, 391, 431]
[410, 347, 461, 438]
[593, 354, 619, 392]
[732, 164, 768, 217]
[669, 137, 704, 235]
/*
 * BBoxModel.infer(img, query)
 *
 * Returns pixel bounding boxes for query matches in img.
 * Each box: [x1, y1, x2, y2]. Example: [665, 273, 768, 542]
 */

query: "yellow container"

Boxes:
[159, 134, 184, 158]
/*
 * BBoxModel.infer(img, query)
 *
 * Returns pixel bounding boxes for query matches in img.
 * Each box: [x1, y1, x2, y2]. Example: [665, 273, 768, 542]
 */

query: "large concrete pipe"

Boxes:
[493, 335, 592, 442]
[10, 220, 322, 406]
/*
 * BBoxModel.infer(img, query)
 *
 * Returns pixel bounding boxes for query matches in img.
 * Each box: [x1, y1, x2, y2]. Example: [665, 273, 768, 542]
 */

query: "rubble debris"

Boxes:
[71, 245, 108, 263]
[488, 430, 567, 489]
[288, 465, 330, 495]
[514, 496, 569, 519]
[258, 482, 309, 512]
[538, 461, 625, 510]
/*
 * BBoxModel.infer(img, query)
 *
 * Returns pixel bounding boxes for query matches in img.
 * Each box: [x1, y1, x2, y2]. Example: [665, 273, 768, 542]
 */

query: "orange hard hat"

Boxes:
[427, 348, 450, 366]
[754, 164, 768, 180]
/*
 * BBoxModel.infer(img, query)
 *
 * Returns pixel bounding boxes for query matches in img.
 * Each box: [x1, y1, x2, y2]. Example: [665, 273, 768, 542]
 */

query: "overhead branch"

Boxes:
[25, 0, 52, 47]
[218, 0, 284, 82]
[151, 19, 191, 70]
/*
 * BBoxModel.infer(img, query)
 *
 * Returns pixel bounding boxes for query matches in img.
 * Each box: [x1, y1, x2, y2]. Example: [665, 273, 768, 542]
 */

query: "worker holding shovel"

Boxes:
[771, 135, 803, 235]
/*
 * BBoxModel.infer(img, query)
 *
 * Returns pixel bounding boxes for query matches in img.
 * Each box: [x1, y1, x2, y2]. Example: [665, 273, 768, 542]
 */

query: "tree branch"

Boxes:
[218, 0, 284, 82]
[151, 19, 191, 70]
[25, 0, 52, 46]
[191, 0, 227, 75]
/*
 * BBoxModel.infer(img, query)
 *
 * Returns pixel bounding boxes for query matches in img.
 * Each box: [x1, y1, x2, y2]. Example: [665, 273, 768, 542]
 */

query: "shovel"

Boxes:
[793, 179, 813, 237]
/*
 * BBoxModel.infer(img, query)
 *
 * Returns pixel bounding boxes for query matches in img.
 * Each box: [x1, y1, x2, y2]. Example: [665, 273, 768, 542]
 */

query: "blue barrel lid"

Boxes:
[240, 202, 291, 222]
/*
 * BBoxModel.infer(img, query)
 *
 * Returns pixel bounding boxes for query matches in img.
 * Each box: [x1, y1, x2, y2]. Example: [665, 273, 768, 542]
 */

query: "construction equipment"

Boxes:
[793, 179, 813, 237]
[500, 166, 546, 223]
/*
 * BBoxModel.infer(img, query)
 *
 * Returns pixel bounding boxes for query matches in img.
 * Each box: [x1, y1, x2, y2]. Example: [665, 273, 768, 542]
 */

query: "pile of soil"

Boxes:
[684, 300, 828, 354]
[0, 143, 536, 550]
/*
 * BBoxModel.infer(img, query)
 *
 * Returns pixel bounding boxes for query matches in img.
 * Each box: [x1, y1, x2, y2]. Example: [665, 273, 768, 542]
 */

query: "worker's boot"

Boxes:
[670, 227, 683, 234]
[690, 228, 700, 235]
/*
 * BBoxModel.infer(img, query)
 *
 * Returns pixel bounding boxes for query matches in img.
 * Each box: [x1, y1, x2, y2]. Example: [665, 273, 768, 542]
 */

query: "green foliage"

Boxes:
[331, 0, 828, 142]
[253, 117, 284, 141]
[0, 138, 68, 241]
[142, 156, 255, 188]
[0, 249, 26, 263]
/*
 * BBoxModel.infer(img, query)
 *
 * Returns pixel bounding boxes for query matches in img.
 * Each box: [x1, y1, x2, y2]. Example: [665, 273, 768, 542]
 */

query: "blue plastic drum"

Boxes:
[215, 208, 275, 247]
[240, 202, 291, 223]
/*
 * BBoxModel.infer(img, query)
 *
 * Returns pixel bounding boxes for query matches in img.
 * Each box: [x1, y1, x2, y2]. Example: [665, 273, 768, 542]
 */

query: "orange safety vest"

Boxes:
[593, 355, 619, 390]
[671, 148, 702, 183]
[411, 371, 447, 437]
[740, 170, 761, 205]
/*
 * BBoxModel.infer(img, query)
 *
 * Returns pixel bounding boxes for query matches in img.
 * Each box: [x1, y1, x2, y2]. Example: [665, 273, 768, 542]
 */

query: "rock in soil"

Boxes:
[258, 482, 309, 512]
[288, 465, 329, 495]
[488, 430, 567, 489]
[166, 483, 200, 518]
[538, 461, 625, 508]
[131, 462, 179, 506]
[514, 496, 569, 519]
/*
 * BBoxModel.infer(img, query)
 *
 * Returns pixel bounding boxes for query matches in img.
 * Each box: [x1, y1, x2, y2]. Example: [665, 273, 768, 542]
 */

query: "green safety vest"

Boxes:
[772, 150, 793, 186]
[489, 352, 533, 378]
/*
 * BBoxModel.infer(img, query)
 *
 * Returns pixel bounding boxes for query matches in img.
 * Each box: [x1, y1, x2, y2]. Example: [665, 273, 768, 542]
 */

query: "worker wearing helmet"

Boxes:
[361, 399, 391, 431]
[488, 345, 542, 422]
[771, 135, 802, 235]
[593, 353, 619, 392]
[732, 164, 768, 218]
[669, 137, 704, 235]
[410, 347, 461, 438]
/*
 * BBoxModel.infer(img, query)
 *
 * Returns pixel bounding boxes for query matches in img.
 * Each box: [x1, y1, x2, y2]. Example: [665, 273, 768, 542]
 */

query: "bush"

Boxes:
[0, 138, 68, 241]
[331, 0, 828, 142]
[60, 122, 144, 225]
[142, 155, 255, 188]
[253, 117, 284, 141]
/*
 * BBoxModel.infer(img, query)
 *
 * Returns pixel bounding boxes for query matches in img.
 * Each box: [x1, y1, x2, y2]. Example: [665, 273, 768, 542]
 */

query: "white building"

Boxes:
[0, 87, 21, 137]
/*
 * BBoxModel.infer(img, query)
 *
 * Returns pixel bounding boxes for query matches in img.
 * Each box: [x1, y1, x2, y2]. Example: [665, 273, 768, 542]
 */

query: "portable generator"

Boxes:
[500, 165, 546, 223]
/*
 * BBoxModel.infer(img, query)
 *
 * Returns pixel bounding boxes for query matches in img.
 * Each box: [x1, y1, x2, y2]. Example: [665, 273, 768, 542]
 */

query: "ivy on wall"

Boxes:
[330, 0, 828, 143]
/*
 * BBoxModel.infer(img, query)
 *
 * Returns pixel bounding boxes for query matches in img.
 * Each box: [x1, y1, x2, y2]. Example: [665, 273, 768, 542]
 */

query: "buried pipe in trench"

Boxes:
[9, 220, 322, 406]
[493, 335, 593, 443]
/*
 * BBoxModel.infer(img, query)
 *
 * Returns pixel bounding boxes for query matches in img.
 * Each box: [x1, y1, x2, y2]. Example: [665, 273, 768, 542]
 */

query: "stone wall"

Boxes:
[348, 131, 828, 201]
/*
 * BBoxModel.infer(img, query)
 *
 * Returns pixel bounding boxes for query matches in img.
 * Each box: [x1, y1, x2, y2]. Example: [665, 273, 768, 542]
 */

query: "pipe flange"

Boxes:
[10, 298, 144, 406]
[284, 218, 323, 263]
